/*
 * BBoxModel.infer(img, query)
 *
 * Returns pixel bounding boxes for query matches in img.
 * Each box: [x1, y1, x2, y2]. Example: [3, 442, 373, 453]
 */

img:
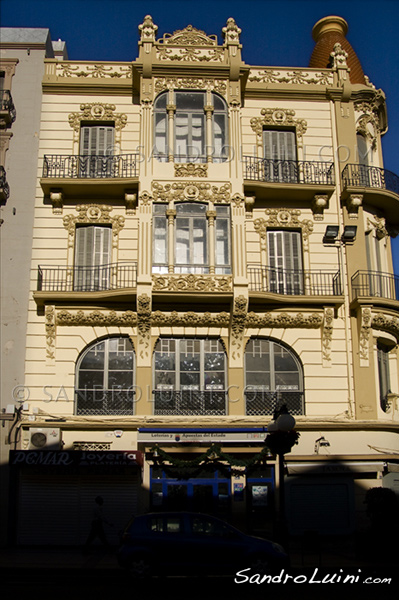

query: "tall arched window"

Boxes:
[76, 337, 135, 415]
[153, 338, 227, 415]
[245, 338, 304, 415]
[154, 91, 228, 163]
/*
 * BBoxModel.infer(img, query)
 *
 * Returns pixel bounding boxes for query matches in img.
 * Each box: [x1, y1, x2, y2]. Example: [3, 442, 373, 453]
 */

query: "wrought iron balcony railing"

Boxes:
[42, 153, 139, 179]
[245, 390, 304, 416]
[351, 270, 399, 301]
[0, 90, 16, 124]
[153, 390, 227, 416]
[0, 166, 10, 201]
[37, 263, 137, 292]
[248, 265, 342, 296]
[342, 164, 399, 196]
[243, 156, 335, 185]
[76, 389, 135, 415]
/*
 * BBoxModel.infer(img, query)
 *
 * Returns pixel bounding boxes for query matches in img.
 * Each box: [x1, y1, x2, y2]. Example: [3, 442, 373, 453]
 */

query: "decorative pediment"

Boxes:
[250, 108, 307, 148]
[158, 25, 218, 46]
[68, 103, 127, 134]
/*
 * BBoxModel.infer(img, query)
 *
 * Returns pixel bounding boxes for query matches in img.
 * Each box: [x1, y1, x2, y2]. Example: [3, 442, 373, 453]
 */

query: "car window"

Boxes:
[149, 516, 183, 533]
[192, 517, 234, 538]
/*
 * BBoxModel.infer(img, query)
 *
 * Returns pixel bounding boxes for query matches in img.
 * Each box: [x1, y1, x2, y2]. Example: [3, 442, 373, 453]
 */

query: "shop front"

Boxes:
[9, 450, 143, 545]
[138, 428, 276, 534]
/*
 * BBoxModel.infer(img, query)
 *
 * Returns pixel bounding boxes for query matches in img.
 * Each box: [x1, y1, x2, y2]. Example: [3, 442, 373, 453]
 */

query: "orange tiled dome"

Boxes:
[309, 16, 366, 85]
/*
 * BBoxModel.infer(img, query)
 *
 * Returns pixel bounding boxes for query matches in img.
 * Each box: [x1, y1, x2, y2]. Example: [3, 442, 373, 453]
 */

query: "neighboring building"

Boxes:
[0, 28, 67, 546]
[6, 16, 399, 546]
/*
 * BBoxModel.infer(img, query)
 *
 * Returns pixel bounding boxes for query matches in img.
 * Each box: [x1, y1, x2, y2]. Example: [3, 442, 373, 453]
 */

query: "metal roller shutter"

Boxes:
[17, 471, 139, 545]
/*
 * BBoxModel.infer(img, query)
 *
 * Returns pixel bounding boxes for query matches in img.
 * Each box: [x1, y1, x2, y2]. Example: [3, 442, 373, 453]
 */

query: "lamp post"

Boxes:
[265, 404, 299, 543]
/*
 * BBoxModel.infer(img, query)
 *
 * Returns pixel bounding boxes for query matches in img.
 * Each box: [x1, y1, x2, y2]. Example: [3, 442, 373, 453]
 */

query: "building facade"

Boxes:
[6, 16, 399, 545]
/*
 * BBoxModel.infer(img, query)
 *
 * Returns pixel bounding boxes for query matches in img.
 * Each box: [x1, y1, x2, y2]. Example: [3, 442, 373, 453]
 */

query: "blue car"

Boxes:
[117, 511, 288, 578]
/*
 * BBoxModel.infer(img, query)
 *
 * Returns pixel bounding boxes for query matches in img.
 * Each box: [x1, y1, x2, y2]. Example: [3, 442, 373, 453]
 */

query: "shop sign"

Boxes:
[9, 450, 143, 467]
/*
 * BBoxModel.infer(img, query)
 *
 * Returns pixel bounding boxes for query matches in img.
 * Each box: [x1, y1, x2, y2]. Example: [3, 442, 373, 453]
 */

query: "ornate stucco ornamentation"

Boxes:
[245, 311, 323, 329]
[250, 108, 307, 149]
[330, 43, 348, 70]
[56, 63, 133, 79]
[154, 77, 227, 96]
[346, 194, 363, 219]
[158, 24, 218, 46]
[222, 18, 242, 44]
[231, 295, 248, 360]
[359, 307, 372, 365]
[254, 209, 314, 250]
[248, 69, 333, 85]
[156, 25, 223, 62]
[56, 309, 137, 327]
[367, 215, 388, 240]
[137, 294, 152, 357]
[152, 274, 232, 292]
[322, 308, 334, 366]
[125, 192, 137, 215]
[139, 191, 153, 206]
[45, 305, 56, 361]
[139, 14, 158, 42]
[152, 310, 230, 328]
[63, 205, 125, 249]
[152, 181, 232, 204]
[371, 313, 399, 343]
[312, 195, 329, 221]
[50, 191, 64, 215]
[68, 103, 127, 144]
[174, 163, 208, 178]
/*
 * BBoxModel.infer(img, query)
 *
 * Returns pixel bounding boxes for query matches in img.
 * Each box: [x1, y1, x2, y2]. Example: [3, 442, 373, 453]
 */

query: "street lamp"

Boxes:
[265, 404, 299, 542]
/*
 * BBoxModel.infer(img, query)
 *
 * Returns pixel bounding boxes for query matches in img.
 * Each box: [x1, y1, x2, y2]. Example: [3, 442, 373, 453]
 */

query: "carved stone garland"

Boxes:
[230, 295, 248, 361]
[322, 308, 334, 366]
[154, 77, 227, 96]
[250, 108, 307, 150]
[359, 307, 372, 366]
[45, 305, 56, 362]
[152, 181, 232, 203]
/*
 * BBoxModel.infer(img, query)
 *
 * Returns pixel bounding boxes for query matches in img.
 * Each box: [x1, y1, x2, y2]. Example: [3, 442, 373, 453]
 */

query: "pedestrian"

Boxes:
[83, 496, 113, 553]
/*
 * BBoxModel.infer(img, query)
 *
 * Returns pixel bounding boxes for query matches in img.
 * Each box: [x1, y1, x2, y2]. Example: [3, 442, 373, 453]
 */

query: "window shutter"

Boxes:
[79, 125, 114, 156]
[74, 226, 111, 291]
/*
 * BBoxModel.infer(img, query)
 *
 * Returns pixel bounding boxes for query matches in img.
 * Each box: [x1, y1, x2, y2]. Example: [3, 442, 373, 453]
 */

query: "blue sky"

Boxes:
[1, 0, 398, 269]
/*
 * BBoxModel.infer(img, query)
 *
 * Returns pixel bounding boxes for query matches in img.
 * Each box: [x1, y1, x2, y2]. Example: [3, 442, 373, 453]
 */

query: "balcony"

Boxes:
[248, 265, 342, 301]
[245, 390, 304, 416]
[34, 263, 137, 306]
[0, 166, 10, 203]
[351, 270, 399, 305]
[243, 156, 335, 201]
[0, 90, 16, 128]
[40, 153, 139, 200]
[341, 164, 399, 227]
[153, 390, 227, 416]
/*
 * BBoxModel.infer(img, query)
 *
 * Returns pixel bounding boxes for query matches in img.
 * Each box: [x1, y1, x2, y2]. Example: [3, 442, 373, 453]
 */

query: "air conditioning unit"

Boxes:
[29, 428, 61, 450]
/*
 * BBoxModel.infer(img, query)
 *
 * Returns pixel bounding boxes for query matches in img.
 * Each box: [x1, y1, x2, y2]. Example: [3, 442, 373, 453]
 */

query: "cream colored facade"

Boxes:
[9, 16, 399, 544]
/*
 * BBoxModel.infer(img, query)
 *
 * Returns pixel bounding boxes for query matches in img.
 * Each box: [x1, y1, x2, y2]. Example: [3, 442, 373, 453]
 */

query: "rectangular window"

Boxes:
[74, 225, 112, 291]
[267, 230, 303, 294]
[79, 124, 115, 177]
[377, 344, 391, 412]
[215, 206, 231, 274]
[263, 129, 297, 182]
[175, 204, 208, 274]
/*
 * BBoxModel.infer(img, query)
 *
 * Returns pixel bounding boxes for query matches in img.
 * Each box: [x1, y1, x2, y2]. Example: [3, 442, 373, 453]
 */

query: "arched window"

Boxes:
[153, 338, 227, 415]
[245, 338, 304, 415]
[154, 91, 228, 163]
[76, 337, 135, 415]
